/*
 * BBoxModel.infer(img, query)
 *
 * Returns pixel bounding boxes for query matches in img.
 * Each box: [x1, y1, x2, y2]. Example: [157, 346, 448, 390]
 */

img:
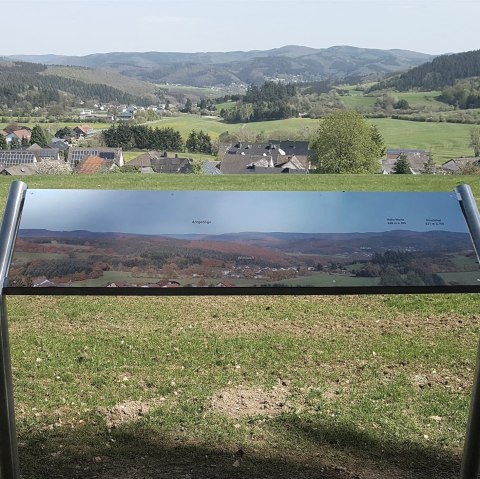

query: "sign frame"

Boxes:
[1, 181, 480, 479]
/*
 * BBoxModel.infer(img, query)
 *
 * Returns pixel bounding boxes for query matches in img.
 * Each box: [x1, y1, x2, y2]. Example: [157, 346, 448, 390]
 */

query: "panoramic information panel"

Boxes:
[5, 189, 480, 295]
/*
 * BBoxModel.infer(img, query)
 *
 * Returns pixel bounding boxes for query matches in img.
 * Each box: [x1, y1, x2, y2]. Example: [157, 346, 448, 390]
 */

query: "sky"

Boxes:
[0, 0, 479, 57]
[18, 190, 468, 235]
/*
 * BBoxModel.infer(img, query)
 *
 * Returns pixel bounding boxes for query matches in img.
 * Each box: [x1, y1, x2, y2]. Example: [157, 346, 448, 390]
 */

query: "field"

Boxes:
[2, 173, 480, 478]
[144, 115, 473, 164]
[370, 118, 472, 163]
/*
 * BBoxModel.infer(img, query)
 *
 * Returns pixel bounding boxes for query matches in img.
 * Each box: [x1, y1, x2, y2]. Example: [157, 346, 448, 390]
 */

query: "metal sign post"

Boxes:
[456, 184, 480, 479]
[0, 181, 27, 479]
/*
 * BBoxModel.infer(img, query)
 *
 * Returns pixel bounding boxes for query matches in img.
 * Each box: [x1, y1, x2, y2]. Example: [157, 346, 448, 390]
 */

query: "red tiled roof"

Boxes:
[76, 156, 110, 174]
[75, 124, 92, 135]
[13, 129, 31, 140]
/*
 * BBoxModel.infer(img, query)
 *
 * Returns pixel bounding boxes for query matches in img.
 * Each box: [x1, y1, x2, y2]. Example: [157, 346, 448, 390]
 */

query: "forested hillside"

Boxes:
[9, 46, 434, 87]
[372, 49, 480, 91]
[0, 60, 155, 109]
[44, 65, 159, 100]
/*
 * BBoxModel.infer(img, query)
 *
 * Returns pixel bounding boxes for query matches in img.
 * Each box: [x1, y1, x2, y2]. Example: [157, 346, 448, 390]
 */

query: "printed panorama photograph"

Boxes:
[8, 189, 480, 290]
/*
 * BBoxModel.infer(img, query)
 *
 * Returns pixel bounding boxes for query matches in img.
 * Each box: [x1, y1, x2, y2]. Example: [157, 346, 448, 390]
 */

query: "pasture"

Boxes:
[2, 173, 480, 478]
[146, 115, 473, 164]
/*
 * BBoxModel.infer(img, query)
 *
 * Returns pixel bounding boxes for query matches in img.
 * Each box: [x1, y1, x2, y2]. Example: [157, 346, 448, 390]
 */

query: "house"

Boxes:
[381, 149, 432, 174]
[202, 161, 222, 175]
[74, 156, 117, 174]
[26, 147, 61, 162]
[220, 154, 307, 174]
[151, 155, 193, 173]
[128, 151, 193, 173]
[385, 148, 429, 159]
[46, 139, 70, 152]
[79, 109, 93, 119]
[0, 150, 37, 166]
[73, 124, 94, 139]
[67, 147, 123, 168]
[223, 140, 310, 167]
[118, 110, 134, 121]
[128, 151, 160, 168]
[441, 157, 480, 173]
[0, 165, 38, 176]
[4, 129, 32, 145]
[0, 147, 64, 170]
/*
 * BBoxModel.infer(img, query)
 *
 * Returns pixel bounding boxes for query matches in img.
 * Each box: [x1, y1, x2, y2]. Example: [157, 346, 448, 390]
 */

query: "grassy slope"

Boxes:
[3, 173, 480, 478]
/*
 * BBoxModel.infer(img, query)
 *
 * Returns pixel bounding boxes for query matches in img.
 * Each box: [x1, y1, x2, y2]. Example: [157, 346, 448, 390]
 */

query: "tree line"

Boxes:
[102, 124, 213, 154]
[438, 78, 480, 109]
[220, 81, 298, 123]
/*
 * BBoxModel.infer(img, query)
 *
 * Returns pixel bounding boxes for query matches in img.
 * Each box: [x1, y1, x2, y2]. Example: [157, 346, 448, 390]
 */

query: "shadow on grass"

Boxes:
[17, 416, 462, 479]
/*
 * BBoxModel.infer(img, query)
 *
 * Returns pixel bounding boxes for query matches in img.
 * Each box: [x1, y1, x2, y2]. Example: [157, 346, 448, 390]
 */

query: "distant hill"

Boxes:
[8, 45, 435, 87]
[371, 49, 480, 91]
[44, 65, 159, 99]
[0, 59, 159, 108]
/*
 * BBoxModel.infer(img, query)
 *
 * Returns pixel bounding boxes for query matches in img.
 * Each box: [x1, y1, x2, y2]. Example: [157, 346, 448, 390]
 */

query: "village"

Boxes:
[0, 120, 477, 176]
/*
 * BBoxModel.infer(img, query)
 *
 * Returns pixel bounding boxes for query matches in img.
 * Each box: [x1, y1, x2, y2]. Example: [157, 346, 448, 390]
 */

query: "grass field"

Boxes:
[148, 115, 320, 140]
[145, 115, 473, 164]
[339, 93, 377, 109]
[394, 91, 446, 110]
[339, 91, 445, 112]
[2, 173, 480, 478]
[370, 118, 472, 163]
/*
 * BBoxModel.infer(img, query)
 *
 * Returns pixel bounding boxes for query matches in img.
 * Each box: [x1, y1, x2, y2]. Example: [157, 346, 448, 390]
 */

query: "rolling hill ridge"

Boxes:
[8, 45, 435, 87]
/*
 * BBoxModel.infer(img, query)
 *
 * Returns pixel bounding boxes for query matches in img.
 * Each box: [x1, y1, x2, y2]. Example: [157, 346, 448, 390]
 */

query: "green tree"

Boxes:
[186, 130, 213, 154]
[186, 130, 198, 152]
[30, 124, 49, 147]
[310, 110, 384, 173]
[184, 98, 193, 113]
[469, 125, 480, 157]
[55, 127, 73, 142]
[0, 135, 7, 150]
[394, 99, 410, 110]
[392, 154, 411, 174]
[197, 130, 213, 154]
[371, 125, 386, 157]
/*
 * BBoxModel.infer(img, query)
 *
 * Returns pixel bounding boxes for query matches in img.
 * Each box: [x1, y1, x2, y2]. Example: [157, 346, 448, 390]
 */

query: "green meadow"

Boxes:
[145, 115, 473, 164]
[371, 118, 473, 162]
[1, 173, 480, 478]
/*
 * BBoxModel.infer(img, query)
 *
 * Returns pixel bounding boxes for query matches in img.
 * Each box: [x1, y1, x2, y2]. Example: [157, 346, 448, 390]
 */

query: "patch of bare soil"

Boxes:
[209, 383, 291, 418]
[97, 397, 167, 429]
